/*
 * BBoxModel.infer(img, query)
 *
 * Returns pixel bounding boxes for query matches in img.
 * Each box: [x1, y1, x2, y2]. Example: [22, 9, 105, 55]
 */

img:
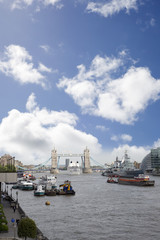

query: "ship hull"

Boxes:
[118, 178, 155, 186]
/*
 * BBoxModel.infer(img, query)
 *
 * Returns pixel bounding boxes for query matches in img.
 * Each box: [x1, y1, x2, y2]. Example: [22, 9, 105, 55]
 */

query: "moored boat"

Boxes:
[34, 185, 45, 196]
[23, 173, 36, 181]
[45, 182, 57, 196]
[39, 175, 57, 189]
[19, 180, 34, 190]
[45, 189, 57, 196]
[57, 180, 75, 195]
[12, 180, 34, 190]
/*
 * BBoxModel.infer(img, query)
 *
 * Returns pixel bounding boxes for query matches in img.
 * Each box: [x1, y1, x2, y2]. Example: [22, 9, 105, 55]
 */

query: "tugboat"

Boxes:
[57, 180, 75, 195]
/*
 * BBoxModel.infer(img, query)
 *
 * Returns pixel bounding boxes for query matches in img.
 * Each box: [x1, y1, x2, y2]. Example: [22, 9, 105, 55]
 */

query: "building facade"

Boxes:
[140, 147, 160, 172]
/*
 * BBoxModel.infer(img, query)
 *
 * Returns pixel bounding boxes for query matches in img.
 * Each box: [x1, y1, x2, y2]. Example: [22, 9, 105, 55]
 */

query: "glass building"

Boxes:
[140, 147, 160, 172]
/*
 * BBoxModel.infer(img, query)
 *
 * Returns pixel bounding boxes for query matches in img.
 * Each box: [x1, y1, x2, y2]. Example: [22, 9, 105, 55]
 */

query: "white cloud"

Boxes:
[153, 139, 160, 148]
[0, 93, 102, 164]
[38, 63, 52, 73]
[111, 134, 132, 142]
[121, 134, 132, 142]
[42, 0, 63, 8]
[57, 53, 160, 125]
[11, 0, 33, 10]
[40, 45, 50, 53]
[96, 125, 109, 131]
[0, 45, 51, 88]
[86, 0, 138, 18]
[91, 144, 150, 165]
[26, 93, 38, 112]
[6, 0, 63, 10]
[150, 18, 155, 27]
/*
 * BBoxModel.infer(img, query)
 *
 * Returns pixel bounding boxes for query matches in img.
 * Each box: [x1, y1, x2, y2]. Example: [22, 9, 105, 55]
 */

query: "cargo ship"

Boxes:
[118, 174, 155, 186]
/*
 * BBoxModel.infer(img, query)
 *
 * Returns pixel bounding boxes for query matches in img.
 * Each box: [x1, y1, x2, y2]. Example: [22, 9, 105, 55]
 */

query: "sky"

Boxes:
[0, 0, 160, 166]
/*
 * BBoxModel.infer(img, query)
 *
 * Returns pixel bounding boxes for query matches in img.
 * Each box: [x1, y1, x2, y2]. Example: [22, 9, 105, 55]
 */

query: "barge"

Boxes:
[118, 174, 155, 186]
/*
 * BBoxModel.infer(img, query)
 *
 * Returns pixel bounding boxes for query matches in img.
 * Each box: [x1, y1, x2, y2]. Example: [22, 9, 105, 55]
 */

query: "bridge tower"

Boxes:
[50, 148, 59, 174]
[83, 147, 92, 173]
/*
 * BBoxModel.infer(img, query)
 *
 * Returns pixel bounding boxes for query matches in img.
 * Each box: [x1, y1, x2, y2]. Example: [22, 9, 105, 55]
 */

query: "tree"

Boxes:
[18, 217, 37, 240]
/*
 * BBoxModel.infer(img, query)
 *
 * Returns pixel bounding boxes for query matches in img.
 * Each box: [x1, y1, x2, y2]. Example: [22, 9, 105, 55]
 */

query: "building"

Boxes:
[0, 154, 15, 167]
[140, 147, 160, 173]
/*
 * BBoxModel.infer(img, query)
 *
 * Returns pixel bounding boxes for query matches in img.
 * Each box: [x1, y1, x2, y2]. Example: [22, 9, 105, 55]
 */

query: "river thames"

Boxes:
[11, 172, 160, 240]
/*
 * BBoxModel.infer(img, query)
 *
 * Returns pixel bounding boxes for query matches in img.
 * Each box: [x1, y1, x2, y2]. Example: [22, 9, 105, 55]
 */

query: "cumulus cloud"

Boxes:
[111, 134, 132, 142]
[108, 145, 149, 164]
[0, 93, 102, 164]
[57, 53, 160, 125]
[86, 0, 138, 18]
[0, 45, 51, 88]
[91, 144, 150, 166]
[153, 139, 160, 148]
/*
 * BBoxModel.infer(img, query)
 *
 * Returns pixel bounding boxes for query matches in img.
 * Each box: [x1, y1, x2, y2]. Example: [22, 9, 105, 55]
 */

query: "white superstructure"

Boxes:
[67, 160, 82, 175]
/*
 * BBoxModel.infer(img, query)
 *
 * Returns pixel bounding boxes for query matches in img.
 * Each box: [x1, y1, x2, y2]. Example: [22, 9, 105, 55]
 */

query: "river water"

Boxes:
[11, 172, 160, 240]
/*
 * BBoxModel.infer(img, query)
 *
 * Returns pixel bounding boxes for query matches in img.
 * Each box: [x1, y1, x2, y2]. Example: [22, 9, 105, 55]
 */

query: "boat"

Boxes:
[34, 185, 45, 196]
[17, 170, 24, 178]
[102, 151, 143, 177]
[12, 180, 34, 190]
[107, 176, 118, 183]
[19, 180, 34, 190]
[45, 189, 57, 196]
[57, 180, 75, 195]
[45, 182, 57, 196]
[118, 174, 155, 186]
[39, 175, 57, 189]
[23, 173, 36, 181]
[67, 160, 82, 175]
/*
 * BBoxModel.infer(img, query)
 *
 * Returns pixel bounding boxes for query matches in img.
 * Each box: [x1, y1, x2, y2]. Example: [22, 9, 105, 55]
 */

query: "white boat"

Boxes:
[39, 175, 57, 189]
[34, 185, 45, 196]
[19, 180, 34, 190]
[67, 160, 82, 175]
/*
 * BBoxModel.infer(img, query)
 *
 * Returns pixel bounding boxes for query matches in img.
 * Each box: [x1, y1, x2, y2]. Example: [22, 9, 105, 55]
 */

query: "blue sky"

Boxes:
[0, 0, 160, 165]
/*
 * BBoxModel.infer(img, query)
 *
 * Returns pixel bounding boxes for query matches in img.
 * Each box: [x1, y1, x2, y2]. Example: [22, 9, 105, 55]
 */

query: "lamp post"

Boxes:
[10, 187, 12, 198]
[16, 191, 18, 208]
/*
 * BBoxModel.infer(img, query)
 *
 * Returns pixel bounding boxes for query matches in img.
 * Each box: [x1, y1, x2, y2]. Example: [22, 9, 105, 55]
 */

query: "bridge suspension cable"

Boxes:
[17, 157, 52, 170]
[90, 156, 106, 169]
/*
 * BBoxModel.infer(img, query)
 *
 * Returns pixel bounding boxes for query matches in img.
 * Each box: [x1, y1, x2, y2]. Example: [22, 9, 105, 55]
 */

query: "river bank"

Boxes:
[1, 193, 48, 240]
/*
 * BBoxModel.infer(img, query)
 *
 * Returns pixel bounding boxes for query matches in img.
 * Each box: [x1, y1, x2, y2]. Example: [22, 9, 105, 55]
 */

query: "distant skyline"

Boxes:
[0, 0, 160, 165]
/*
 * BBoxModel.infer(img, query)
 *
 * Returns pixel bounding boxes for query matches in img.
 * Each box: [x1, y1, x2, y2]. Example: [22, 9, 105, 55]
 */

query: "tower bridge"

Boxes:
[51, 147, 92, 174]
[17, 147, 103, 173]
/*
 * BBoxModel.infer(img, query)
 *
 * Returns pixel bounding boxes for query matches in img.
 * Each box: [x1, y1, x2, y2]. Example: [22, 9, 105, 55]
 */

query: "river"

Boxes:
[10, 172, 160, 240]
